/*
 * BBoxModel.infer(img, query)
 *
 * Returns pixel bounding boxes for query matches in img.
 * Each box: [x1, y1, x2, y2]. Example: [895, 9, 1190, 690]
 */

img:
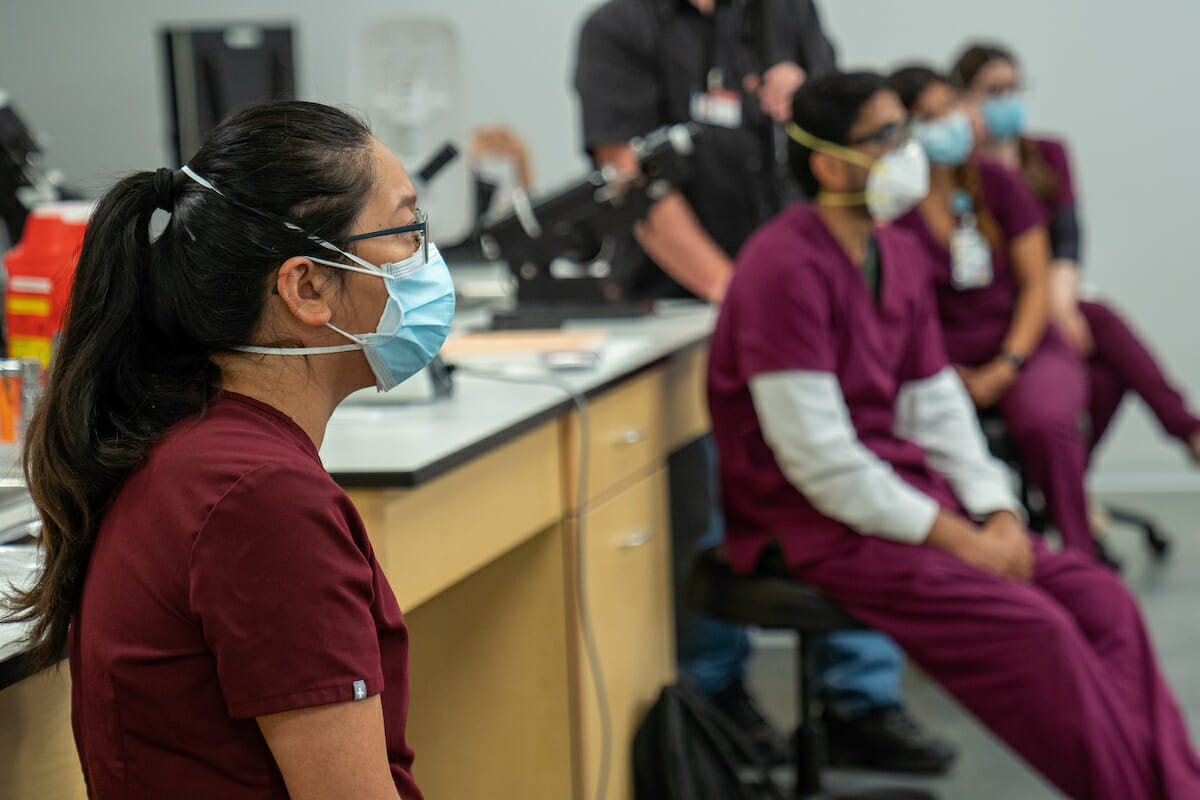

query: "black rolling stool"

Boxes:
[684, 545, 935, 800]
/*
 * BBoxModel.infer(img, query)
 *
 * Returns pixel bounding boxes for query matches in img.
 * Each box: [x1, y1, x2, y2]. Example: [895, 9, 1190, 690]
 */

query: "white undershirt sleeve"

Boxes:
[894, 366, 1023, 520]
[749, 371, 939, 544]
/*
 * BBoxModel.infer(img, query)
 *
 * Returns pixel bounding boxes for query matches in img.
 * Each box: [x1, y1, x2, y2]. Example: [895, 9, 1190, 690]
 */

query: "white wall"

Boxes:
[0, 0, 601, 195]
[2, 0, 1197, 491]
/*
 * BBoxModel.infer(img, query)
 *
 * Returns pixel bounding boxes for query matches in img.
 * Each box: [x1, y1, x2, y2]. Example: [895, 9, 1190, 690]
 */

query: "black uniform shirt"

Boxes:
[575, 0, 836, 299]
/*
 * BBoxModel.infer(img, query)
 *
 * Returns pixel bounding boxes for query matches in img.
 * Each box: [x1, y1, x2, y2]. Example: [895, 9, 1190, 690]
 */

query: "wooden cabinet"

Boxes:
[404, 524, 574, 800]
[568, 469, 676, 800]
[348, 421, 563, 612]
[0, 665, 86, 799]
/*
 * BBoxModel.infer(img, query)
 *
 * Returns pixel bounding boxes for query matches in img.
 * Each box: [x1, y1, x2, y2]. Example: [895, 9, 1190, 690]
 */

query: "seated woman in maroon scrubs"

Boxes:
[953, 42, 1200, 463]
[887, 66, 1099, 558]
[3, 101, 456, 799]
[709, 68, 1200, 800]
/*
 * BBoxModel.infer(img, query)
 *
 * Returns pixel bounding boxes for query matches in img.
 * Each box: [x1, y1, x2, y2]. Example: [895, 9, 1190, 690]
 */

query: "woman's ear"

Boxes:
[274, 257, 335, 329]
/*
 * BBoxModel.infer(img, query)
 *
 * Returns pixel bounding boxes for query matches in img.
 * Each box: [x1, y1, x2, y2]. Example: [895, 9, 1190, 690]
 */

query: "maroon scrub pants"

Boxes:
[1081, 300, 1200, 455]
[998, 328, 1095, 554]
[794, 534, 1200, 800]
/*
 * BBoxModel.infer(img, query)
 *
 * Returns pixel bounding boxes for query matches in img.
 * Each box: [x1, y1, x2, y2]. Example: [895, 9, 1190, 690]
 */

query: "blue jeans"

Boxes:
[671, 436, 905, 715]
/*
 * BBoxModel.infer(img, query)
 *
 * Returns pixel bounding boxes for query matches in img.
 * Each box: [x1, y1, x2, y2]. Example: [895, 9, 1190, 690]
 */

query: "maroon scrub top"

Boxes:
[1031, 136, 1076, 209]
[1028, 136, 1083, 262]
[894, 158, 1047, 366]
[708, 202, 957, 572]
[69, 392, 421, 799]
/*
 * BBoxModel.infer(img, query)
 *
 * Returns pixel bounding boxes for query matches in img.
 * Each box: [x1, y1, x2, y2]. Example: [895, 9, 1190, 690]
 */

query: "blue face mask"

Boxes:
[983, 95, 1027, 140]
[913, 110, 975, 166]
[242, 243, 456, 392]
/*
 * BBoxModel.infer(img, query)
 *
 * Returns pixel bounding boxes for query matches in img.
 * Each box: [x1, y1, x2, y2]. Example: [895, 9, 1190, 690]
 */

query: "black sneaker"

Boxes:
[823, 706, 956, 774]
[710, 679, 791, 766]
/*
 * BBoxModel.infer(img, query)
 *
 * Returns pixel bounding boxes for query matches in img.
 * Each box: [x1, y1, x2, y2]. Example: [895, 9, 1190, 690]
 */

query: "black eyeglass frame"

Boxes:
[846, 120, 911, 149]
[335, 208, 428, 261]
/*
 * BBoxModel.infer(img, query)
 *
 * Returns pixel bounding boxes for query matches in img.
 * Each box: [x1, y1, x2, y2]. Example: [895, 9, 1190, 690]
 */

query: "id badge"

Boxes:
[690, 89, 743, 129]
[950, 223, 993, 290]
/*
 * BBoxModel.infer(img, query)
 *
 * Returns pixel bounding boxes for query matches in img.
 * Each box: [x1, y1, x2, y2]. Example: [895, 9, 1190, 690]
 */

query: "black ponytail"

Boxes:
[6, 100, 376, 670]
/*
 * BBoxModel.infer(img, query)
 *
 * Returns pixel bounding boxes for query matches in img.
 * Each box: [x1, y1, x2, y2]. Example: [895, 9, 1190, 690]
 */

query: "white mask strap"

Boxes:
[181, 165, 222, 195]
[235, 323, 365, 356]
[236, 343, 361, 355]
[307, 253, 386, 278]
[182, 164, 382, 274]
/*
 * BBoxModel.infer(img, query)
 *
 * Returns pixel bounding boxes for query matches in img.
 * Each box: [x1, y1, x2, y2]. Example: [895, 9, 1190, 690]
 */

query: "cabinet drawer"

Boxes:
[569, 469, 675, 800]
[564, 369, 666, 508]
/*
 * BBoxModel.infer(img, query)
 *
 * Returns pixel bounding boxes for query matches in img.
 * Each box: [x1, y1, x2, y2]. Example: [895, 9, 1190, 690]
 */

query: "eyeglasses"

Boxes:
[847, 120, 911, 149]
[980, 82, 1027, 99]
[337, 207, 428, 260]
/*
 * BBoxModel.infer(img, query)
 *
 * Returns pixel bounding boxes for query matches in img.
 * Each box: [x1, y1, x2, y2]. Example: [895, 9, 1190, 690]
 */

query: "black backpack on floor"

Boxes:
[633, 681, 788, 800]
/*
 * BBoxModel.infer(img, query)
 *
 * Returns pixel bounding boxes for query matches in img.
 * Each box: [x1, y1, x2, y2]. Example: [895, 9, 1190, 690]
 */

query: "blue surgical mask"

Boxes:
[982, 95, 1027, 140]
[913, 110, 974, 166]
[240, 243, 456, 392]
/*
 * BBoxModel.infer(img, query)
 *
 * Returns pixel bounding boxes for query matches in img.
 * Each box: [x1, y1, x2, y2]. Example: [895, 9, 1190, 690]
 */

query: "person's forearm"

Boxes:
[1000, 229, 1051, 359]
[1048, 260, 1081, 316]
[635, 192, 733, 302]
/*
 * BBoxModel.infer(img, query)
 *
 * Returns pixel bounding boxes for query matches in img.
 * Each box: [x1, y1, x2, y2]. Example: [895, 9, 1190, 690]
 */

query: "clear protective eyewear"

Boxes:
[337, 207, 428, 263]
[846, 120, 913, 150]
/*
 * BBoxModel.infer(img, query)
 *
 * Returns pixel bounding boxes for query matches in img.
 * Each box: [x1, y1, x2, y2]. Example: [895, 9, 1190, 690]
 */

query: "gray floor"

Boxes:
[744, 490, 1200, 799]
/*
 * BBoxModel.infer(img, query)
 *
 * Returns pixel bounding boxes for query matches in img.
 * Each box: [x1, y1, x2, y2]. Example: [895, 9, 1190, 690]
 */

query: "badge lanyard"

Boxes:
[689, 10, 743, 130]
[949, 188, 993, 290]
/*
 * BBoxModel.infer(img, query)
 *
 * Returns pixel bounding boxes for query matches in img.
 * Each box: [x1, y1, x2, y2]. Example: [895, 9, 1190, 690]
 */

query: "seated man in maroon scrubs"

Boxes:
[707, 70, 1200, 799]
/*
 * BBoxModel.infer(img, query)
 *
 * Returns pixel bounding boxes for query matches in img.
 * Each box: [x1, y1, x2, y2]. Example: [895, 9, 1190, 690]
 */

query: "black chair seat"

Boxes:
[684, 546, 866, 632]
[683, 545, 935, 799]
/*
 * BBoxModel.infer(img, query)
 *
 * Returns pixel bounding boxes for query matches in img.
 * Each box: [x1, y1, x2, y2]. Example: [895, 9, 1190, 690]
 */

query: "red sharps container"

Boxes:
[3, 200, 92, 367]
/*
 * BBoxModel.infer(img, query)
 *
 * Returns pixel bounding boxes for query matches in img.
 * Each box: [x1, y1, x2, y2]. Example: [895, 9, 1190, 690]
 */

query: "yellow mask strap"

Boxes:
[814, 190, 868, 207]
[786, 122, 873, 207]
[785, 122, 876, 170]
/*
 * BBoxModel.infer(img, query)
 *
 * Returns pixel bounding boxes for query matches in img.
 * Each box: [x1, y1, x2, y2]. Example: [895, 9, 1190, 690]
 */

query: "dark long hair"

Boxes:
[951, 42, 1060, 204]
[5, 100, 376, 670]
[788, 71, 890, 197]
[887, 65, 1003, 250]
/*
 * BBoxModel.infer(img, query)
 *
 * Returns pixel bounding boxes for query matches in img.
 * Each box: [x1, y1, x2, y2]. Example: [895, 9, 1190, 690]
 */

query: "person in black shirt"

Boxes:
[574, 0, 956, 774]
[576, 0, 832, 302]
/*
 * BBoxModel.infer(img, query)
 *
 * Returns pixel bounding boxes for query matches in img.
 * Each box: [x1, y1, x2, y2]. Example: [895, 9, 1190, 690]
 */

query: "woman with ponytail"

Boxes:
[886, 67, 1100, 561]
[954, 42, 1200, 464]
[3, 99, 455, 799]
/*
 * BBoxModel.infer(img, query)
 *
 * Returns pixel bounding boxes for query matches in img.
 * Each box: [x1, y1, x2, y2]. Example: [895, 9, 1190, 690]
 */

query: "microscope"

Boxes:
[477, 123, 700, 329]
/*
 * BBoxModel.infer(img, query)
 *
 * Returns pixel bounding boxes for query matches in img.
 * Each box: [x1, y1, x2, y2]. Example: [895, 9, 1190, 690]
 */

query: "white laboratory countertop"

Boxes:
[0, 300, 717, 681]
[319, 301, 716, 486]
[0, 544, 39, 666]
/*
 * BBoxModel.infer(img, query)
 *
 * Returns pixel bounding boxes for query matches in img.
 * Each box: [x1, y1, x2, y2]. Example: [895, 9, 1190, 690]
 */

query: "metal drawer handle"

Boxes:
[617, 428, 647, 445]
[618, 530, 652, 549]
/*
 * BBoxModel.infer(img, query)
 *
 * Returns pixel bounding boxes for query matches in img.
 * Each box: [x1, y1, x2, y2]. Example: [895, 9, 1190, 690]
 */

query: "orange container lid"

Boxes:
[5, 201, 94, 263]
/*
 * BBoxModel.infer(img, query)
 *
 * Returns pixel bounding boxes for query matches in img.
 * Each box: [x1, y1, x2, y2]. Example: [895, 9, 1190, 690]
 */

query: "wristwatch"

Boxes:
[1001, 350, 1027, 372]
